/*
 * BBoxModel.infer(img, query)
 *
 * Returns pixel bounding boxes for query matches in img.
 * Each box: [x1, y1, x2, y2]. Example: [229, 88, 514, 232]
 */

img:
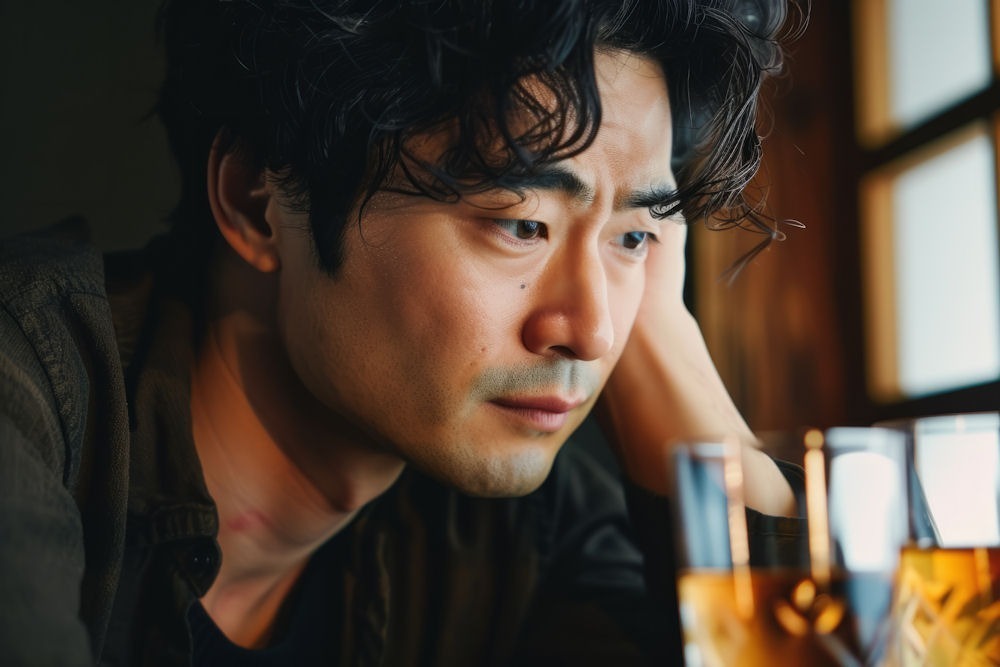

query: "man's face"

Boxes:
[270, 50, 678, 496]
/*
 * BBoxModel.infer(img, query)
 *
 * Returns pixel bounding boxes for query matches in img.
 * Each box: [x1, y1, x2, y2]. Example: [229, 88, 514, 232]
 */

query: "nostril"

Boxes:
[549, 345, 576, 359]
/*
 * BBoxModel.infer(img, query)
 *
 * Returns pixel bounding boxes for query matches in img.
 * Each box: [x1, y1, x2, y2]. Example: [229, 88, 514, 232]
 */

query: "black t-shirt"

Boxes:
[189, 537, 344, 666]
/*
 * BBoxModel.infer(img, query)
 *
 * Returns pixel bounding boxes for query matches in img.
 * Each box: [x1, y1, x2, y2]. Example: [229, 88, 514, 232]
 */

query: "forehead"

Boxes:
[577, 49, 675, 182]
[594, 49, 671, 125]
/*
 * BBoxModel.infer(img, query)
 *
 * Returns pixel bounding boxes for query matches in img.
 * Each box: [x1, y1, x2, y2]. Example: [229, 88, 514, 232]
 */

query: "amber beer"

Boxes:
[892, 546, 1000, 666]
[678, 568, 893, 667]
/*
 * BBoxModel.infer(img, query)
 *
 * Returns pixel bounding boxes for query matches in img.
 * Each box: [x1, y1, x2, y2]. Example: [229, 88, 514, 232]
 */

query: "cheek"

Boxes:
[607, 265, 648, 353]
[273, 243, 408, 417]
[279, 276, 367, 399]
[355, 251, 521, 414]
[383, 250, 519, 355]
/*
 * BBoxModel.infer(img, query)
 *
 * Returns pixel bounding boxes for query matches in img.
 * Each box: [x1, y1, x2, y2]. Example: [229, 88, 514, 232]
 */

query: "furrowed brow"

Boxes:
[503, 165, 596, 204]
[500, 165, 679, 215]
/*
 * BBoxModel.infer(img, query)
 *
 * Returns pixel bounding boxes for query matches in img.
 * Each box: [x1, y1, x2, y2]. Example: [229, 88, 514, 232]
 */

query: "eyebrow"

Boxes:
[507, 164, 679, 213]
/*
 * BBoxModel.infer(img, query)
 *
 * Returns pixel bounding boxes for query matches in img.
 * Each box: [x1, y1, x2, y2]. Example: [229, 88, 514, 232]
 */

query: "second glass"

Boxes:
[674, 429, 909, 666]
[878, 412, 1000, 667]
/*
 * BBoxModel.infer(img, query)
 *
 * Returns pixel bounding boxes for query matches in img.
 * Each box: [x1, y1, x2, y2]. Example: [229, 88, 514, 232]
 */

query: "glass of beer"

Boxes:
[877, 411, 1000, 666]
[673, 429, 909, 666]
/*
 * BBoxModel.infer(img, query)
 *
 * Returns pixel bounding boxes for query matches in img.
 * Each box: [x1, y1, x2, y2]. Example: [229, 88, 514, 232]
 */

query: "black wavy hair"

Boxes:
[157, 0, 805, 272]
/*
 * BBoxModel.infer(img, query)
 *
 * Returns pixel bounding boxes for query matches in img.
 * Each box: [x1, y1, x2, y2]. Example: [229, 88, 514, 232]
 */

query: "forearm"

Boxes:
[598, 305, 796, 517]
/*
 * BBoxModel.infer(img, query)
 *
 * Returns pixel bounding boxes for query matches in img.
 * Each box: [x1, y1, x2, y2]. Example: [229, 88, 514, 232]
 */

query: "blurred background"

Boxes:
[1, 1, 997, 450]
[691, 0, 998, 455]
[0, 2, 176, 252]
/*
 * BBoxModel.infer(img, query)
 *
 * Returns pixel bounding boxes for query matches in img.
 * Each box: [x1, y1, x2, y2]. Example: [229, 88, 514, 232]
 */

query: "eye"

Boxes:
[495, 219, 547, 241]
[620, 231, 655, 251]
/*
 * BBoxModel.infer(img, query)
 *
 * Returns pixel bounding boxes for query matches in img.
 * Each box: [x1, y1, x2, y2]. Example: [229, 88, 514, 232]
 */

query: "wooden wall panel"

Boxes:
[693, 2, 855, 434]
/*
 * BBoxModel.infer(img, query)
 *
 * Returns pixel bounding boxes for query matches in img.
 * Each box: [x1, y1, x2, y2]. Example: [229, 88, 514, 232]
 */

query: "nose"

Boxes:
[521, 245, 615, 361]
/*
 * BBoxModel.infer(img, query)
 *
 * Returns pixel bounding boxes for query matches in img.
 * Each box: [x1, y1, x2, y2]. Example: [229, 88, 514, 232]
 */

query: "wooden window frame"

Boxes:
[848, 0, 1000, 421]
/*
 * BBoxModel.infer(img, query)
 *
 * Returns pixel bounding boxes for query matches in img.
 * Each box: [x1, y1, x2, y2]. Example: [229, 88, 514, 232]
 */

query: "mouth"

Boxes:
[487, 395, 587, 433]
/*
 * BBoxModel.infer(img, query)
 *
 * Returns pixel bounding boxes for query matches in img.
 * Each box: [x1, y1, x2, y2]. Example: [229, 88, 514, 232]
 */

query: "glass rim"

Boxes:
[823, 426, 907, 455]
[671, 437, 742, 458]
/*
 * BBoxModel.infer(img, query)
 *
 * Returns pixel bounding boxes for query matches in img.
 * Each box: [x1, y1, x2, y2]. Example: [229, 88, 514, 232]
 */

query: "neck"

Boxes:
[190, 250, 404, 647]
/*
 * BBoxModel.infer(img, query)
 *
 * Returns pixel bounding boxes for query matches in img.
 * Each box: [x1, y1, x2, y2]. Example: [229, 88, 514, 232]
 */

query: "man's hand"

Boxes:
[595, 221, 796, 517]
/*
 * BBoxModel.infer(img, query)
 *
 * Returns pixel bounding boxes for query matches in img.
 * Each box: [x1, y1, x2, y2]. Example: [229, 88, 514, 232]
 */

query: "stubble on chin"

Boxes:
[451, 443, 558, 498]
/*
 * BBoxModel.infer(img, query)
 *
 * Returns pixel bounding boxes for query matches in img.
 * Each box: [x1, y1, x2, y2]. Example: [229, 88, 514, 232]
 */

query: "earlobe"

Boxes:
[207, 136, 281, 273]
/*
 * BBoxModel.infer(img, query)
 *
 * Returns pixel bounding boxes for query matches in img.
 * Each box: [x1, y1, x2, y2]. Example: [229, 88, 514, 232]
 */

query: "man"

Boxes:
[0, 0, 804, 664]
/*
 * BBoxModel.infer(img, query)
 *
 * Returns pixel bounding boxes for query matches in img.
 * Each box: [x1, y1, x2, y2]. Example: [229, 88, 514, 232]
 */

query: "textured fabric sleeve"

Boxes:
[0, 311, 93, 666]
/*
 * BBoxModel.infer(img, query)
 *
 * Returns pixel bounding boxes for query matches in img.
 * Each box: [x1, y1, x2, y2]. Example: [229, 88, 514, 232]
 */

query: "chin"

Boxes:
[422, 445, 558, 498]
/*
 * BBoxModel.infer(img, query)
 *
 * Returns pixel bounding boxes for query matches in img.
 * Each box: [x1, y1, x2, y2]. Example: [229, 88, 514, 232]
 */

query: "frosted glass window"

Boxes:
[892, 131, 1000, 397]
[914, 414, 1000, 546]
[887, 0, 990, 130]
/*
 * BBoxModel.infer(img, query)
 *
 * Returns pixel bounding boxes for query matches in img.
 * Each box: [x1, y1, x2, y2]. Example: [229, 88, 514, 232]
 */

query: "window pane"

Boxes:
[915, 415, 1000, 546]
[887, 0, 991, 130]
[892, 130, 1000, 396]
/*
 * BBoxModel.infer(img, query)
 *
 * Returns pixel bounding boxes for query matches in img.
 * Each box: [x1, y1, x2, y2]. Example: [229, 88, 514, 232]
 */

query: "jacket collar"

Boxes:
[106, 236, 219, 586]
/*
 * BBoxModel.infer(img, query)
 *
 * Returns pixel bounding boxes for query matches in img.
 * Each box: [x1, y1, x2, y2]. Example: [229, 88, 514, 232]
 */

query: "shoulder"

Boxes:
[0, 217, 107, 311]
[0, 219, 119, 480]
[0, 218, 111, 399]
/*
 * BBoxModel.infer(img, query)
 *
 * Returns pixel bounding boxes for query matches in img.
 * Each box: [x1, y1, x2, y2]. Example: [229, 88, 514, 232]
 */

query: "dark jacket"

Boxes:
[0, 223, 804, 666]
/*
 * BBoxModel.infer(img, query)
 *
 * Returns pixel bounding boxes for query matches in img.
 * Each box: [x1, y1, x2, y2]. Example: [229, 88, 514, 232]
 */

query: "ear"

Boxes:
[207, 136, 281, 273]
